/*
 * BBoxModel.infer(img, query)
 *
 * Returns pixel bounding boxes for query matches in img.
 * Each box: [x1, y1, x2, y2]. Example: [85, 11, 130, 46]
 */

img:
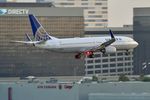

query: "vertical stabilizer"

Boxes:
[28, 14, 51, 41]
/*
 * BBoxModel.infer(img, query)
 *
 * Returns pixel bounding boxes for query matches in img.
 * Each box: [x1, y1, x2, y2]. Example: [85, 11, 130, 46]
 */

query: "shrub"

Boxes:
[92, 75, 98, 81]
[118, 74, 130, 81]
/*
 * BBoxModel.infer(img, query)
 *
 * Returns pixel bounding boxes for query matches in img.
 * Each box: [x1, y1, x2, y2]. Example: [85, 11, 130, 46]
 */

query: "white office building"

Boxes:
[48, 0, 108, 29]
[85, 50, 133, 76]
[84, 27, 134, 76]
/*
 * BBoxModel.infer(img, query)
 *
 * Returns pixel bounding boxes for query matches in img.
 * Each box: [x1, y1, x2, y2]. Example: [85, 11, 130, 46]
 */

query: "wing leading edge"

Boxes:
[75, 30, 116, 59]
[97, 29, 115, 51]
[89, 29, 116, 52]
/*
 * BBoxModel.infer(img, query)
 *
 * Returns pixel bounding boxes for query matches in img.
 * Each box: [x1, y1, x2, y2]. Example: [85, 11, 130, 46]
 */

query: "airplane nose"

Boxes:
[134, 41, 138, 47]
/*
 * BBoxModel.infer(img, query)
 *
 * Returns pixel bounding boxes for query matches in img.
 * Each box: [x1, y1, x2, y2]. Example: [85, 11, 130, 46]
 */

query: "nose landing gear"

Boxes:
[125, 50, 130, 55]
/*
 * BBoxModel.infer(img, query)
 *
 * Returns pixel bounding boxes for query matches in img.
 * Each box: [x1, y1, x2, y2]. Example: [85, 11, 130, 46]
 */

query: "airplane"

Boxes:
[13, 14, 138, 59]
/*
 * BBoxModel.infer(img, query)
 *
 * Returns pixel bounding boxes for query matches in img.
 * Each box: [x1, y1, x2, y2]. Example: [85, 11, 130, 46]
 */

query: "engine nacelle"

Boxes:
[105, 46, 116, 53]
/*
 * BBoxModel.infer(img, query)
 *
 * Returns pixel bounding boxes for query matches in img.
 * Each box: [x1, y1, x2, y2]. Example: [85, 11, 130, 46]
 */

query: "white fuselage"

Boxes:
[35, 36, 138, 53]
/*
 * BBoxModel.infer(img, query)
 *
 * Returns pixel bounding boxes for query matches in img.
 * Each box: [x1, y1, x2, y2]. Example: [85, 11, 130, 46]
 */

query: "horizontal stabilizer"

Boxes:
[10, 40, 46, 44]
[25, 33, 32, 41]
[10, 41, 39, 44]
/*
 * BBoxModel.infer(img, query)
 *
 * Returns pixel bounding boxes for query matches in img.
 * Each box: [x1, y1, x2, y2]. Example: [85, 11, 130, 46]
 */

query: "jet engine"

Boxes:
[102, 46, 116, 54]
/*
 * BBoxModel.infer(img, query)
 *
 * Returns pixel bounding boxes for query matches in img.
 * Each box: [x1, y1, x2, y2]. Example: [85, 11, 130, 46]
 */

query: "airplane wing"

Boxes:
[84, 30, 116, 52]
[11, 40, 41, 44]
[93, 30, 115, 52]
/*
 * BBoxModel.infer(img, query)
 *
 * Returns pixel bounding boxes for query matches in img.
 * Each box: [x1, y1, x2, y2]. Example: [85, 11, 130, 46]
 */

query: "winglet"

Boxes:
[109, 29, 115, 39]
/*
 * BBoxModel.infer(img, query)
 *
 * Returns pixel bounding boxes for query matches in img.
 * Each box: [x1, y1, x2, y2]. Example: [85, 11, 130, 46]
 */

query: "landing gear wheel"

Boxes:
[75, 53, 81, 59]
[101, 48, 106, 54]
[125, 50, 130, 55]
[88, 54, 94, 58]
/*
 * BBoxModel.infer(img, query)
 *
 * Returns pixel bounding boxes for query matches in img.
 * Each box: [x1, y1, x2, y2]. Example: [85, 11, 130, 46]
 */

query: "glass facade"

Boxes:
[133, 8, 150, 75]
[0, 14, 84, 76]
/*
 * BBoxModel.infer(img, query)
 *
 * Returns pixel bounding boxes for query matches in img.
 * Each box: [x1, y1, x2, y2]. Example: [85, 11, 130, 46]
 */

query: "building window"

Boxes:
[102, 54, 108, 57]
[95, 65, 101, 68]
[88, 15, 102, 18]
[87, 65, 93, 69]
[96, 0, 107, 1]
[95, 59, 101, 63]
[128, 68, 132, 71]
[82, 3, 88, 5]
[125, 62, 131, 66]
[117, 63, 123, 66]
[102, 11, 107, 14]
[87, 60, 93, 63]
[60, 3, 74, 5]
[124, 52, 131, 55]
[110, 69, 116, 72]
[117, 52, 123, 56]
[87, 71, 93, 74]
[95, 24, 103, 26]
[88, 11, 95, 14]
[125, 57, 131, 60]
[95, 3, 102, 5]
[102, 64, 108, 68]
[110, 58, 116, 62]
[110, 53, 116, 56]
[117, 57, 123, 61]
[110, 64, 116, 67]
[102, 19, 108, 22]
[94, 54, 101, 57]
[85, 24, 88, 26]
[85, 19, 95, 22]
[102, 59, 108, 62]
[117, 68, 123, 72]
[103, 70, 108, 73]
[95, 70, 101, 74]
[102, 7, 108, 9]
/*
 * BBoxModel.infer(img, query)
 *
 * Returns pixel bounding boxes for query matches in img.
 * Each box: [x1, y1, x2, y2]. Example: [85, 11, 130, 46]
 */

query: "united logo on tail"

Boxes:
[28, 14, 51, 41]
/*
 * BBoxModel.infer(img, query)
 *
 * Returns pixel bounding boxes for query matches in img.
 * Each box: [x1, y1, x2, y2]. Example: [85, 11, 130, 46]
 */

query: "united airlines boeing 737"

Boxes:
[13, 14, 138, 59]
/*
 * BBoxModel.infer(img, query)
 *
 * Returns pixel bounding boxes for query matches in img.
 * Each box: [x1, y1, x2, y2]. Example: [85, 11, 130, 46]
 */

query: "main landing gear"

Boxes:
[100, 48, 106, 54]
[74, 51, 94, 59]
[125, 50, 130, 55]
[75, 53, 81, 59]
[84, 51, 94, 58]
[88, 53, 94, 58]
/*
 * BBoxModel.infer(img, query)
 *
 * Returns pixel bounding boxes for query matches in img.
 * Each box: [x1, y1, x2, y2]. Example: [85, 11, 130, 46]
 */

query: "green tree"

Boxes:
[118, 74, 130, 81]
[92, 75, 98, 81]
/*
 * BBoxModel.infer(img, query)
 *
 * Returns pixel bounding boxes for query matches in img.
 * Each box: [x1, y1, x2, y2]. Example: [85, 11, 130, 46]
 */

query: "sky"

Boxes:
[108, 0, 150, 27]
